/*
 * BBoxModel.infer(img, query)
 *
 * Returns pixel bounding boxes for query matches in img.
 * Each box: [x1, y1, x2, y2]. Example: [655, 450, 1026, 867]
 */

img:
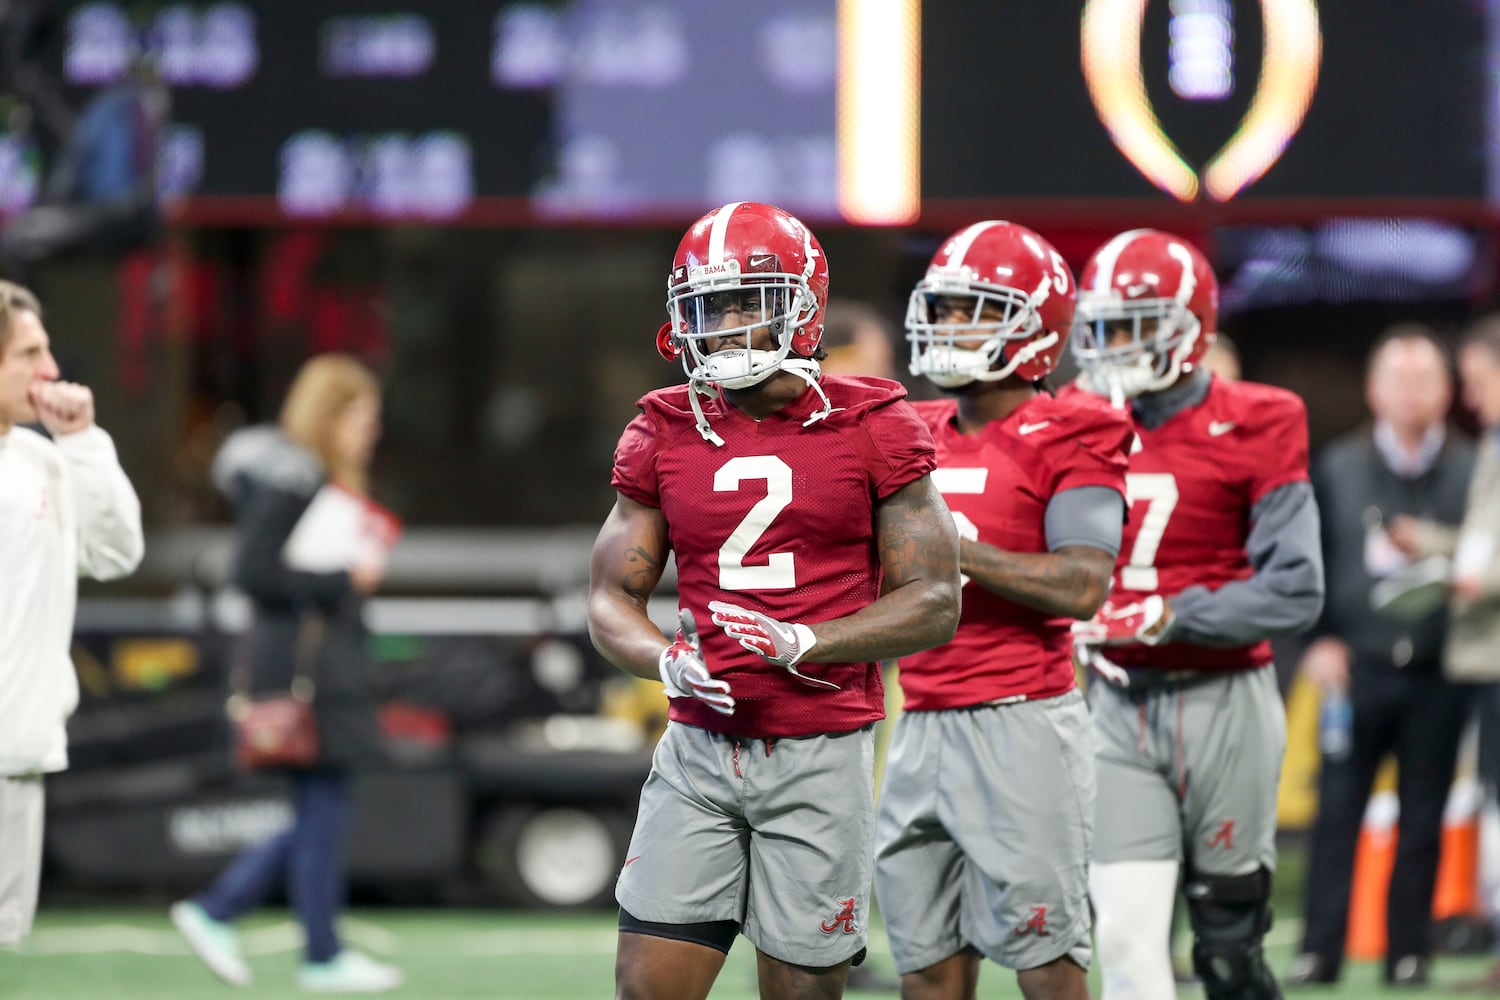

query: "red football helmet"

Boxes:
[906, 221, 1075, 386]
[1071, 229, 1218, 400]
[659, 201, 829, 391]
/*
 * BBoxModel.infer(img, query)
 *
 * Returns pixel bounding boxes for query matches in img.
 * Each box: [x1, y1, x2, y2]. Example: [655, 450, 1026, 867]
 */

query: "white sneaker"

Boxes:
[170, 900, 252, 987]
[297, 949, 403, 993]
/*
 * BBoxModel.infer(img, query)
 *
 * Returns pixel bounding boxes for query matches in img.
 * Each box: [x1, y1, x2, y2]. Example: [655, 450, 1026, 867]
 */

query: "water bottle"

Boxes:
[1319, 687, 1353, 762]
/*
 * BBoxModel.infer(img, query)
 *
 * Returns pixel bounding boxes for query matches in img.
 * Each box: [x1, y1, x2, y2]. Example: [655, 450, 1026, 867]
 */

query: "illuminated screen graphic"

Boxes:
[1081, 0, 1320, 202]
[922, 1, 1486, 205]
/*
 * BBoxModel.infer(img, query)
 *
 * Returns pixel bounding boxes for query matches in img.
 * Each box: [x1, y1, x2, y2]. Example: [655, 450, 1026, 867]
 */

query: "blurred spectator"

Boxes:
[0, 42, 167, 270]
[819, 296, 898, 378]
[1289, 325, 1476, 987]
[170, 355, 402, 993]
[0, 278, 143, 945]
[1387, 317, 1500, 992]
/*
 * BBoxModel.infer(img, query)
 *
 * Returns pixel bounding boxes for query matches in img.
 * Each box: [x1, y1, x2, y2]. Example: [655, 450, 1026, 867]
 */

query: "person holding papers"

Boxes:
[1290, 327, 1475, 987]
[1385, 318, 1500, 992]
[171, 354, 403, 993]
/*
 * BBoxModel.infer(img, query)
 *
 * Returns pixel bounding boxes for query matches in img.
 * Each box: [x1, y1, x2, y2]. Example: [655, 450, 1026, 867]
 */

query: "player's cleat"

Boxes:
[297, 949, 403, 993]
[1385, 954, 1429, 987]
[170, 899, 252, 987]
[1284, 951, 1338, 985]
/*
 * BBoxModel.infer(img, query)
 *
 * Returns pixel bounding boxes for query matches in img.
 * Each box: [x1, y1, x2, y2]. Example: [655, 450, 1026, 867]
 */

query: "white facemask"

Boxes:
[913, 344, 994, 387]
[1081, 358, 1157, 407]
[695, 349, 782, 390]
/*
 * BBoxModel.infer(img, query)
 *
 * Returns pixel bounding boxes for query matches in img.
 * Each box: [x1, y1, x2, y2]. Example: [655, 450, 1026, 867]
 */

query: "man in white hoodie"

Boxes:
[0, 280, 143, 945]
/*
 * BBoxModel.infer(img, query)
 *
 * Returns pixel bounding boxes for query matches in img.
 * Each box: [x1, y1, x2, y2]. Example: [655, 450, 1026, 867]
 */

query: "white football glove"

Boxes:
[1070, 595, 1174, 647]
[658, 609, 735, 715]
[1074, 640, 1132, 687]
[707, 600, 839, 690]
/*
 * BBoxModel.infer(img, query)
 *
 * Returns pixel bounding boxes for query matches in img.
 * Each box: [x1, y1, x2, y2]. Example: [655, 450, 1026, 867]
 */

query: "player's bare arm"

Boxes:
[960, 540, 1115, 619]
[587, 493, 673, 681]
[808, 474, 960, 661]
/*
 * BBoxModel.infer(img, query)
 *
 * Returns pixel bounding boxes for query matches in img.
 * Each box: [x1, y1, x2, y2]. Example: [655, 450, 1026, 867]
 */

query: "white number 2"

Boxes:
[714, 455, 795, 590]
[1122, 472, 1179, 591]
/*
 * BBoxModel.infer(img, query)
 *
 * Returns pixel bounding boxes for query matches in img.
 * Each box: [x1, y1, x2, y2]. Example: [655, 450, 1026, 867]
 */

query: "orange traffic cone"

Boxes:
[1347, 790, 1399, 960]
[1433, 777, 1483, 923]
[1344, 779, 1485, 961]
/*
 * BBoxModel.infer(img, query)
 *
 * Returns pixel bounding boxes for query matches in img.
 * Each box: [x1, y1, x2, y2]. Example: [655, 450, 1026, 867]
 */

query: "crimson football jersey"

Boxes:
[612, 375, 937, 737]
[1075, 376, 1310, 672]
[896, 392, 1131, 710]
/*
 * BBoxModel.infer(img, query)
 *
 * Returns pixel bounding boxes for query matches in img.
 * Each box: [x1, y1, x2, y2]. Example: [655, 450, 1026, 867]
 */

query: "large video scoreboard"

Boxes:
[5, 1, 1494, 224]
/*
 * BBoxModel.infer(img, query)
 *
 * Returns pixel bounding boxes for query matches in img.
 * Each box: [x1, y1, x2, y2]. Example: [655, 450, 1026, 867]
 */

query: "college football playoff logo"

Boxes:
[1081, 0, 1321, 202]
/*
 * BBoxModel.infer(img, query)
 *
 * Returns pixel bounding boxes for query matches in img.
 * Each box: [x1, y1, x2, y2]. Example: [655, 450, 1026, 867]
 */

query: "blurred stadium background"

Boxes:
[3, 0, 1500, 995]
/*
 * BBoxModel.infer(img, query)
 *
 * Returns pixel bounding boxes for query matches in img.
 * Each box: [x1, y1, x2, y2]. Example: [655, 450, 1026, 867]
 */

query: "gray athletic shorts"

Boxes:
[1090, 666, 1286, 875]
[0, 774, 44, 945]
[874, 690, 1095, 974]
[616, 721, 876, 967]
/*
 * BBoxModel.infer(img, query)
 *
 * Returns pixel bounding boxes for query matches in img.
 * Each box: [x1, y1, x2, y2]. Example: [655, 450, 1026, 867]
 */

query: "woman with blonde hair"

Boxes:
[171, 354, 401, 992]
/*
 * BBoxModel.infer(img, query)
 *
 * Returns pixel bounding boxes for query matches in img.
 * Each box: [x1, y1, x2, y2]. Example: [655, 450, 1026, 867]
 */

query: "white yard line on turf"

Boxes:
[19, 919, 399, 957]
[14, 915, 1305, 960]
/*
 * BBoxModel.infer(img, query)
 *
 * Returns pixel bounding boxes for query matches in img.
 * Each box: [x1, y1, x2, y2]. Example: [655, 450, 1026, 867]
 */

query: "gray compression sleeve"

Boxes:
[1167, 480, 1325, 646]
[1045, 485, 1125, 557]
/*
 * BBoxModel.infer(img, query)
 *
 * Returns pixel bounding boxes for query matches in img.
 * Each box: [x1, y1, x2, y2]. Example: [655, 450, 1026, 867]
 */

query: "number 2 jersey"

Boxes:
[611, 375, 937, 738]
[1074, 375, 1312, 673]
[896, 392, 1132, 710]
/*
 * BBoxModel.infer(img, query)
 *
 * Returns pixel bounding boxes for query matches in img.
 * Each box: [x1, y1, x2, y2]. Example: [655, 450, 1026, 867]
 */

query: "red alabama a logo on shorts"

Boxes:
[1207, 820, 1235, 850]
[821, 898, 857, 934]
[1014, 905, 1051, 937]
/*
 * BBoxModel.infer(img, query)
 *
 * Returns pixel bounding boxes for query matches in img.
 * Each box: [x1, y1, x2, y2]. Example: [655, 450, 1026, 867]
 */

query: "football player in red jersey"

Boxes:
[872, 221, 1131, 1000]
[587, 201, 961, 1000]
[1068, 229, 1325, 1000]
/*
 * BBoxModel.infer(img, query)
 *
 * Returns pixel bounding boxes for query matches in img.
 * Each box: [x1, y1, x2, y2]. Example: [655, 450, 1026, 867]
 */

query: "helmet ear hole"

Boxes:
[656, 322, 683, 362]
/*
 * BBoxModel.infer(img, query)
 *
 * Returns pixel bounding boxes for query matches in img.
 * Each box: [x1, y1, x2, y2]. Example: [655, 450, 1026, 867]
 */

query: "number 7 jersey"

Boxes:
[1090, 375, 1312, 672]
[611, 375, 938, 737]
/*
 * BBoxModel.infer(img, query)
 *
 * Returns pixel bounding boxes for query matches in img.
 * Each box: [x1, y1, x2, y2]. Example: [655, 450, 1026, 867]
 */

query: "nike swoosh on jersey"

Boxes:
[1017, 421, 1051, 435]
[1208, 421, 1237, 436]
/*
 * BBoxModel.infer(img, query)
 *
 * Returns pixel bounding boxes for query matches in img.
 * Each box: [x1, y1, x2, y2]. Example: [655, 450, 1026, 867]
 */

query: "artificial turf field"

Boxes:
[3, 846, 1496, 999]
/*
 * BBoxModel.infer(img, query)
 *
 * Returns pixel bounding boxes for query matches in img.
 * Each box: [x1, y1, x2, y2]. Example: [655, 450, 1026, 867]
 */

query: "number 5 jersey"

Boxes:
[898, 391, 1133, 710]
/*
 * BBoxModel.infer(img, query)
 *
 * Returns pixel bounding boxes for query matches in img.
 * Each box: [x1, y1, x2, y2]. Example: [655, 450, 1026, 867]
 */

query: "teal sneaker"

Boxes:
[297, 949, 403, 993]
[169, 900, 251, 987]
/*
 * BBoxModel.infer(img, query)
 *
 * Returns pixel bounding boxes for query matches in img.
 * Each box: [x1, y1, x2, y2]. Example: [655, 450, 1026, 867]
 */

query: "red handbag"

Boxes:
[230, 683, 319, 770]
[228, 616, 324, 770]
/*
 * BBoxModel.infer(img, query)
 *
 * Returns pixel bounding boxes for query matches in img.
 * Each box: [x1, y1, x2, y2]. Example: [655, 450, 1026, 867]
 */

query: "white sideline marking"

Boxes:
[455, 928, 618, 955]
[17, 925, 187, 956]
[19, 918, 399, 956]
[16, 916, 1296, 961]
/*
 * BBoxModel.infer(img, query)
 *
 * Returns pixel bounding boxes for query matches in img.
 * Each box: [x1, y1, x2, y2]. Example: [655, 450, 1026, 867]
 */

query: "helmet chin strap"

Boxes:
[687, 377, 726, 446]
[783, 359, 839, 428]
[919, 331, 1060, 388]
[687, 357, 837, 446]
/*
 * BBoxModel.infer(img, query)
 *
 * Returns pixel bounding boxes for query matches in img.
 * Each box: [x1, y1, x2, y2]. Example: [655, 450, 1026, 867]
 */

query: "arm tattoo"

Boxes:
[619, 545, 662, 599]
[961, 542, 1114, 619]
[588, 497, 672, 680]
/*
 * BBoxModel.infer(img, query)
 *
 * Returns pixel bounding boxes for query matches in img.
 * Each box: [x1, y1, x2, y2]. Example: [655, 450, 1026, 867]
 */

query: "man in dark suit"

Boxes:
[1289, 325, 1477, 987]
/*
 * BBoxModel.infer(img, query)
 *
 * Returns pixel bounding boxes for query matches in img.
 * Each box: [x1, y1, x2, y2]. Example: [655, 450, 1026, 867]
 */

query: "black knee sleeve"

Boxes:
[1184, 867, 1282, 1000]
[619, 907, 739, 954]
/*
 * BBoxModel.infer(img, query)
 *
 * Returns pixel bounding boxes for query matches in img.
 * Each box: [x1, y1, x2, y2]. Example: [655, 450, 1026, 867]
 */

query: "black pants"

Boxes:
[1300, 660, 1470, 964]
